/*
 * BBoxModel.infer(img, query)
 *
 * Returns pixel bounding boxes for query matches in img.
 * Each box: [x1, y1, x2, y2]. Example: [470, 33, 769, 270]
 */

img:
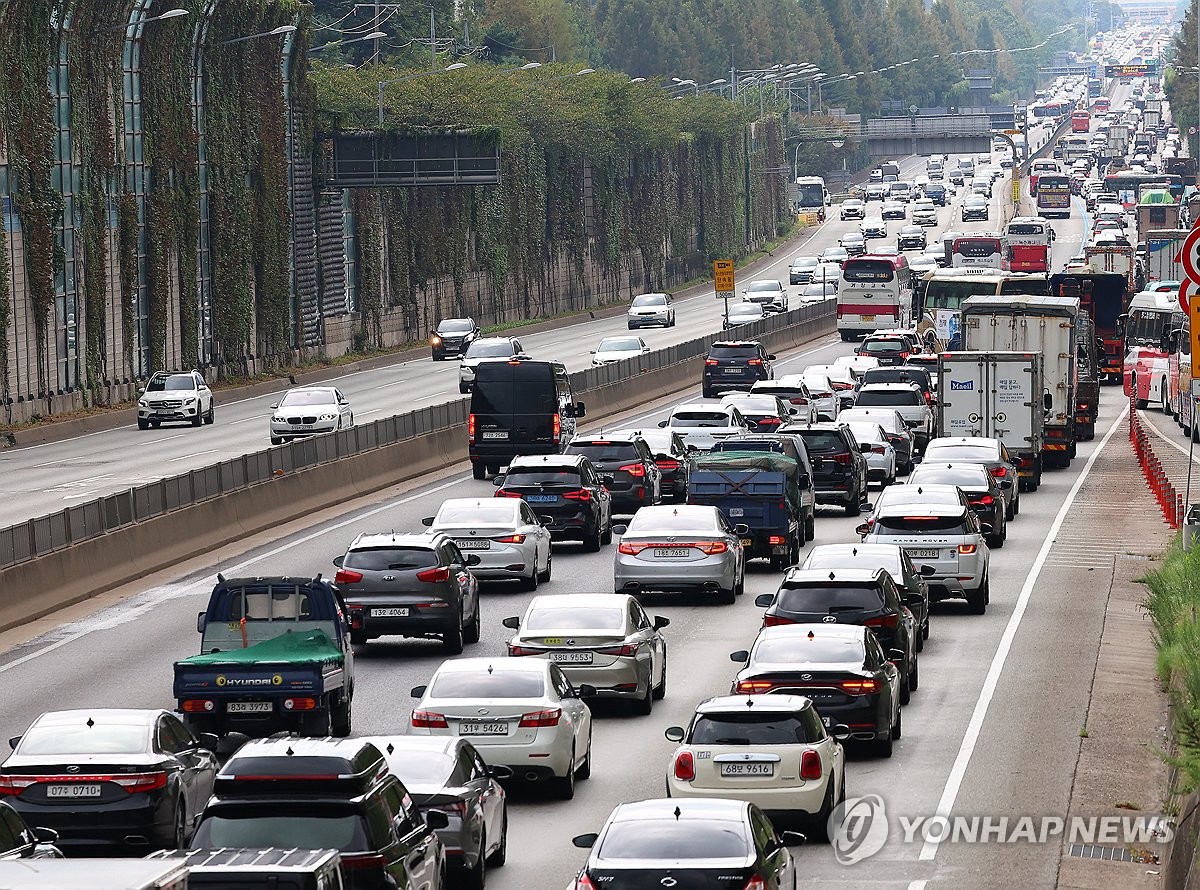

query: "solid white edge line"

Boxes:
[917, 402, 1128, 861]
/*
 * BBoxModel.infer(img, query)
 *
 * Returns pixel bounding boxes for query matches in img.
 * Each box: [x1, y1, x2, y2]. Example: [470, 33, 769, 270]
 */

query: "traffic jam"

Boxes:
[0, 20, 1191, 890]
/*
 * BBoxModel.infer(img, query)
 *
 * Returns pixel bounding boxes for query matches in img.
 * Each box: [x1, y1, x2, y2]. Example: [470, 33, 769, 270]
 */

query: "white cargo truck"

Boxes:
[961, 294, 1080, 469]
[938, 351, 1047, 491]
[1144, 229, 1188, 284]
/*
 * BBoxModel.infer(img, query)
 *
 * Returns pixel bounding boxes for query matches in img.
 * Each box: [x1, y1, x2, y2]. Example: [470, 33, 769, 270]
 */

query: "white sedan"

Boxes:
[269, 386, 352, 445]
[410, 657, 594, 799]
[657, 405, 749, 451]
[846, 421, 897, 486]
[422, 497, 553, 590]
[663, 695, 846, 833]
[591, 335, 650, 366]
[793, 372, 838, 421]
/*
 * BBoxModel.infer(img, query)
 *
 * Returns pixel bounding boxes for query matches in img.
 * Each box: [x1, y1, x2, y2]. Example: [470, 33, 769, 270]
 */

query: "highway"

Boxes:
[0, 132, 1062, 530]
[0, 160, 1114, 888]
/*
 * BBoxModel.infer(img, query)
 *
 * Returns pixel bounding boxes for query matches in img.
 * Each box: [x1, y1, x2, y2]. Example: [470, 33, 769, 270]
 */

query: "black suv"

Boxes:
[565, 435, 662, 513]
[755, 567, 918, 705]
[855, 336, 914, 366]
[784, 423, 870, 516]
[607, 427, 690, 501]
[191, 738, 448, 890]
[430, 317, 480, 360]
[702, 341, 775, 398]
[334, 532, 482, 653]
[494, 454, 613, 550]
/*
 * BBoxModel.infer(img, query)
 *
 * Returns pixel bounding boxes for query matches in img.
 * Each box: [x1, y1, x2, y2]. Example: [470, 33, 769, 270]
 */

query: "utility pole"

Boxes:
[353, 2, 405, 64]
[430, 6, 436, 70]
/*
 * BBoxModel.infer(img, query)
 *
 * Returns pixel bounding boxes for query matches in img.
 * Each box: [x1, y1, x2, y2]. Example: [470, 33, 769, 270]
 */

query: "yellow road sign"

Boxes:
[1011, 174, 1021, 204]
[1190, 298, 1200, 383]
[714, 259, 735, 295]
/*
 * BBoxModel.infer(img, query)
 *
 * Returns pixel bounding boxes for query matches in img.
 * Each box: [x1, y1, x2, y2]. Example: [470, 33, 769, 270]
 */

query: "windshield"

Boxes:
[791, 256, 819, 269]
[690, 712, 813, 745]
[386, 751, 456, 786]
[631, 294, 667, 307]
[18, 723, 147, 755]
[466, 341, 515, 358]
[280, 389, 337, 407]
[671, 412, 732, 428]
[146, 374, 195, 393]
[598, 821, 749, 860]
[843, 261, 895, 283]
[776, 584, 884, 611]
[862, 341, 905, 354]
[1126, 308, 1171, 345]
[598, 339, 642, 352]
[626, 510, 718, 534]
[193, 813, 368, 852]
[923, 279, 999, 310]
[745, 281, 781, 293]
[525, 606, 625, 631]
[795, 182, 825, 208]
[504, 470, 582, 486]
[437, 319, 474, 333]
[430, 671, 545, 698]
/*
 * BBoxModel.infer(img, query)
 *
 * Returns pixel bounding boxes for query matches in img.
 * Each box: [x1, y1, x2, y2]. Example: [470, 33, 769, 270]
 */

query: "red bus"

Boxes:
[1071, 110, 1090, 133]
[1092, 97, 1110, 114]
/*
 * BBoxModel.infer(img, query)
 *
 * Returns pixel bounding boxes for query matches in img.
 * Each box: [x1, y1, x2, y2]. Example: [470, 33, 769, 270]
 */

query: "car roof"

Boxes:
[694, 694, 813, 715]
[221, 737, 388, 778]
[29, 708, 163, 728]
[508, 453, 588, 469]
[611, 798, 750, 823]
[781, 567, 884, 585]
[350, 532, 444, 549]
[629, 504, 721, 522]
[711, 340, 762, 348]
[755, 623, 865, 643]
[803, 543, 904, 568]
[572, 434, 639, 446]
[858, 382, 922, 392]
[926, 436, 1001, 450]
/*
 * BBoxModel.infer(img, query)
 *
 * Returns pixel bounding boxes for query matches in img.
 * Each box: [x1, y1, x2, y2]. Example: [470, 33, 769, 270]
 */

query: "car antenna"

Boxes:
[286, 747, 294, 756]
[387, 743, 395, 755]
[829, 571, 836, 581]
[216, 573, 226, 584]
[488, 664, 494, 674]
[86, 717, 94, 728]
[674, 806, 682, 821]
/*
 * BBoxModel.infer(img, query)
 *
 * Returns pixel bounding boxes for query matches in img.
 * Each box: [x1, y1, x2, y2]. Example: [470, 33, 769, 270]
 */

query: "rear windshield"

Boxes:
[910, 467, 989, 488]
[690, 712, 813, 745]
[470, 366, 556, 416]
[776, 584, 885, 611]
[525, 606, 625, 631]
[752, 636, 865, 665]
[598, 822, 749, 860]
[466, 341, 515, 358]
[862, 369, 929, 387]
[843, 261, 895, 283]
[708, 345, 759, 359]
[862, 341, 905, 354]
[193, 812, 368, 852]
[436, 504, 518, 525]
[670, 412, 732, 428]
[504, 470, 583, 486]
[797, 431, 847, 453]
[18, 723, 147, 756]
[1007, 224, 1045, 235]
[566, 443, 639, 462]
[386, 751, 456, 786]
[626, 511, 718, 534]
[856, 390, 922, 407]
[923, 445, 997, 462]
[430, 672, 545, 698]
[875, 515, 968, 534]
[344, 547, 438, 571]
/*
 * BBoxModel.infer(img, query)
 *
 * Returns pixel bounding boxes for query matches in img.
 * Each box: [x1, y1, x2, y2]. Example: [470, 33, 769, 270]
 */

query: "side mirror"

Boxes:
[411, 685, 428, 698]
[733, 523, 751, 536]
[796, 473, 810, 489]
[754, 593, 775, 608]
[601, 474, 616, 486]
[998, 479, 1013, 490]
[575, 402, 586, 418]
[653, 615, 671, 630]
[33, 827, 59, 844]
[855, 522, 871, 536]
[768, 354, 777, 360]
[658, 420, 669, 428]
[216, 732, 250, 759]
[8, 736, 20, 751]
[573, 833, 600, 849]
[425, 810, 450, 830]
[780, 830, 807, 847]
[904, 592, 924, 607]
[860, 442, 874, 453]
[488, 764, 514, 780]
[196, 732, 221, 752]
[730, 650, 750, 663]
[889, 648, 906, 661]
[831, 724, 852, 741]
[664, 726, 686, 743]
[589, 350, 597, 354]
[270, 403, 279, 410]
[138, 387, 146, 396]
[612, 524, 628, 535]
[502, 616, 520, 629]
[979, 522, 994, 535]
[576, 684, 598, 698]
[421, 517, 435, 527]
[466, 554, 482, 566]
[196, 611, 206, 633]
[332, 555, 345, 568]
[492, 475, 505, 486]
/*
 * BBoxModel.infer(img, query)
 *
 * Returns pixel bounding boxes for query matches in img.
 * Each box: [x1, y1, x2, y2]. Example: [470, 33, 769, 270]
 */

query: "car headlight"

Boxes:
[272, 415, 285, 423]
[431, 335, 442, 345]
[318, 413, 337, 421]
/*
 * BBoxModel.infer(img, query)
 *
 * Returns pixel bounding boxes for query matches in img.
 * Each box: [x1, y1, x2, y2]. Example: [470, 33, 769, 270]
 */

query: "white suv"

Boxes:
[859, 502, 991, 614]
[137, 371, 214, 430]
[853, 383, 934, 451]
[458, 336, 526, 393]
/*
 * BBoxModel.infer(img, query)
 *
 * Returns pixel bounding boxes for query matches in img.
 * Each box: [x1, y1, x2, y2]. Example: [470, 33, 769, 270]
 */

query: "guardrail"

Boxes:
[0, 301, 834, 572]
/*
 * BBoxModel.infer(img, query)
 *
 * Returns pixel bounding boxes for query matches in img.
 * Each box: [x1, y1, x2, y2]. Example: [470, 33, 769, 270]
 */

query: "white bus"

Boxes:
[793, 176, 829, 212]
[952, 233, 1009, 271]
[1004, 217, 1054, 249]
[837, 254, 913, 341]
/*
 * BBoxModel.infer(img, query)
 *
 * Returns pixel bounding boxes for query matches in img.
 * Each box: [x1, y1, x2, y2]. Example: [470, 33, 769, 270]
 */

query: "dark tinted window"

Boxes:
[856, 389, 922, 407]
[598, 821, 749, 859]
[708, 345, 759, 359]
[471, 365, 556, 416]
[862, 368, 931, 388]
[862, 340, 905, 354]
[909, 467, 989, 488]
[193, 812, 370, 852]
[146, 374, 196, 392]
[344, 548, 438, 571]
[776, 584, 885, 611]
[752, 636, 865, 665]
[954, 239, 1002, 257]
[565, 442, 640, 462]
[875, 515, 968, 534]
[504, 469, 583, 486]
[430, 671, 545, 698]
[797, 431, 848, 453]
[842, 260, 896, 282]
[437, 319, 474, 333]
[690, 712, 813, 745]
[0, 806, 24, 851]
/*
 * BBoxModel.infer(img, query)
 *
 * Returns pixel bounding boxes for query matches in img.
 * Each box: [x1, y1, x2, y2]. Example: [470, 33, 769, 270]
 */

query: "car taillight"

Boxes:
[763, 614, 795, 627]
[747, 359, 763, 366]
[959, 544, 977, 554]
[990, 466, 1008, 477]
[656, 458, 680, 471]
[576, 876, 600, 890]
[619, 462, 646, 477]
[735, 680, 775, 694]
[705, 358, 719, 366]
[800, 750, 823, 781]
[971, 495, 994, 506]
[181, 699, 216, 713]
[839, 679, 881, 694]
[864, 614, 900, 630]
[596, 643, 640, 657]
[508, 644, 539, 656]
[519, 708, 562, 728]
[435, 800, 469, 817]
[342, 853, 389, 871]
[756, 417, 782, 428]
[412, 710, 449, 728]
[767, 535, 787, 546]
[468, 414, 476, 438]
[870, 445, 886, 454]
[563, 489, 592, 502]
[832, 382, 853, 390]
[0, 775, 35, 796]
[283, 697, 318, 711]
[416, 566, 451, 583]
[899, 351, 911, 359]
[494, 490, 524, 499]
[673, 751, 695, 781]
[832, 452, 853, 464]
[743, 878, 768, 890]
[696, 541, 729, 554]
[552, 414, 561, 443]
[334, 569, 363, 585]
[494, 534, 526, 543]
[618, 541, 648, 555]
[3, 772, 169, 795]
[790, 397, 809, 405]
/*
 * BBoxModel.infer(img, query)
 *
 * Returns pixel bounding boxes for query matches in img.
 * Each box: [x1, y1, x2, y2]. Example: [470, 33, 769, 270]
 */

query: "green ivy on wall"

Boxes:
[117, 191, 139, 372]
[0, 212, 10, 420]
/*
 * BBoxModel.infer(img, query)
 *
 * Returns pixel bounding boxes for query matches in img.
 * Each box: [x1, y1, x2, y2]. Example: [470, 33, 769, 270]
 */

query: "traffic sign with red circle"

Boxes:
[1180, 279, 1194, 315]
[1182, 228, 1200, 283]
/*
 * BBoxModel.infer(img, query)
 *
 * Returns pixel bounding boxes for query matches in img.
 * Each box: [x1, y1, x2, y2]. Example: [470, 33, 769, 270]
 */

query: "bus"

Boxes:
[1088, 79, 1103, 99]
[1072, 109, 1091, 132]
[1103, 171, 1184, 207]
[793, 176, 829, 212]
[1168, 314, 1195, 438]
[1029, 159, 1060, 196]
[952, 234, 1009, 271]
[1122, 289, 1182, 408]
[916, 269, 1049, 349]
[1005, 217, 1054, 249]
[1035, 173, 1072, 219]
[1092, 96, 1111, 114]
[836, 254, 912, 340]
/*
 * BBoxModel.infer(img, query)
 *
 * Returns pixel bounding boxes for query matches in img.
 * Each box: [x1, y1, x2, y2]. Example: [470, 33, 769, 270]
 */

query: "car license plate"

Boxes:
[550, 651, 594, 664]
[654, 548, 691, 558]
[459, 722, 508, 736]
[741, 538, 753, 547]
[481, 431, 508, 440]
[723, 367, 741, 374]
[728, 508, 744, 517]
[906, 548, 940, 559]
[295, 424, 315, 430]
[526, 494, 557, 503]
[227, 701, 273, 715]
[372, 607, 410, 617]
[720, 763, 774, 777]
[861, 314, 876, 321]
[47, 784, 103, 799]
[455, 539, 491, 550]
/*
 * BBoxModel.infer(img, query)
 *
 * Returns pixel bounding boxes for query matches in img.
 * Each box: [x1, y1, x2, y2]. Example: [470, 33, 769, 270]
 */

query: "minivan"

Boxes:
[468, 360, 585, 479]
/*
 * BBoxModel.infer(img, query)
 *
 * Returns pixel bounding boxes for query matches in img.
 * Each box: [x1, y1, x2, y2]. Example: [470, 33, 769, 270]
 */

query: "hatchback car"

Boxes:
[0, 709, 219, 852]
[859, 503, 991, 614]
[784, 423, 870, 516]
[591, 336, 649, 366]
[422, 497, 553, 590]
[730, 625, 902, 757]
[504, 593, 669, 713]
[907, 462, 1007, 548]
[138, 370, 215, 430]
[410, 658, 594, 800]
[363, 735, 507, 885]
[334, 532, 482, 652]
[571, 798, 802, 890]
[613, 504, 746, 603]
[269, 386, 351, 445]
[701, 340, 775, 398]
[605, 428, 690, 502]
[788, 255, 820, 286]
[663, 695, 846, 833]
[881, 200, 907, 220]
[564, 435, 662, 514]
[627, 293, 675, 329]
[839, 198, 865, 220]
[493, 454, 613, 550]
[961, 195, 989, 221]
[459, 336, 526, 393]
[430, 317, 480, 360]
[853, 383, 934, 450]
[923, 436, 1021, 512]
[897, 225, 927, 250]
[725, 301, 767, 328]
[742, 279, 788, 313]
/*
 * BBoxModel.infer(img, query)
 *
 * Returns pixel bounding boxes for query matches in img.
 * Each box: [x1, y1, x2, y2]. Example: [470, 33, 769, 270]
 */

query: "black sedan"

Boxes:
[731, 624, 901, 757]
[0, 709, 219, 852]
[907, 462, 1006, 548]
[572, 798, 803, 889]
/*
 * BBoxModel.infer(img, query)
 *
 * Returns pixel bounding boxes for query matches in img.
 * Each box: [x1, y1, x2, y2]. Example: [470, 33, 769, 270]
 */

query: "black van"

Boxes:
[468, 359, 586, 479]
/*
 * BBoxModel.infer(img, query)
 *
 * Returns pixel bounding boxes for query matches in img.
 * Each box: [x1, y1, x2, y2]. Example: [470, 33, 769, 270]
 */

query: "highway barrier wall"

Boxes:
[0, 301, 834, 632]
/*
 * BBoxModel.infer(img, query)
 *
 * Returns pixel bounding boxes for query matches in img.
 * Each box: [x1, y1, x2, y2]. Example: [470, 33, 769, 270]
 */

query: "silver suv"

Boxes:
[858, 503, 991, 614]
[853, 383, 934, 451]
[459, 337, 526, 393]
[137, 371, 214, 430]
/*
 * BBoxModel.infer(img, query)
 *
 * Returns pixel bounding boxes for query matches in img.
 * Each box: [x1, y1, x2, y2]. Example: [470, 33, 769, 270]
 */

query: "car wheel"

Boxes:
[464, 832, 487, 890]
[910, 657, 919, 692]
[805, 513, 816, 541]
[988, 533, 1004, 549]
[845, 495, 861, 517]
[915, 626, 924, 653]
[520, 564, 539, 592]
[443, 619, 465, 655]
[584, 525, 602, 553]
[350, 630, 368, 646]
[538, 550, 552, 583]
[138, 418, 150, 430]
[967, 583, 987, 615]
[892, 706, 903, 740]
[577, 732, 593, 779]
[464, 602, 482, 644]
[811, 781, 836, 843]
[1013, 493, 1020, 517]
[899, 671, 911, 706]
[487, 812, 508, 867]
[923, 619, 930, 641]
[168, 797, 188, 850]
[1005, 501, 1015, 522]
[627, 322, 635, 330]
[601, 520, 613, 546]
[270, 436, 282, 446]
[653, 653, 667, 700]
[555, 750, 577, 800]
[1136, 398, 1149, 409]
[204, 403, 215, 425]
[717, 580, 737, 605]
[875, 727, 894, 759]
[633, 666, 654, 716]
[472, 462, 486, 480]
[702, 386, 714, 398]
[191, 411, 202, 427]
[331, 693, 352, 738]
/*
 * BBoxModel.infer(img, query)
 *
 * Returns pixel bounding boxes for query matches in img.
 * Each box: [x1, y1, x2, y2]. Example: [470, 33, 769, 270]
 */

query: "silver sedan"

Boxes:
[613, 504, 746, 604]
[502, 593, 669, 713]
[423, 498, 553, 590]
[846, 421, 897, 486]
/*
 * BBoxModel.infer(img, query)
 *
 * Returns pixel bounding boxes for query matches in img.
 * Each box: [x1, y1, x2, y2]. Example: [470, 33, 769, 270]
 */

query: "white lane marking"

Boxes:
[377, 379, 412, 389]
[415, 390, 449, 402]
[356, 409, 383, 417]
[167, 450, 219, 463]
[229, 414, 267, 426]
[918, 403, 1128, 861]
[1142, 410, 1193, 459]
[907, 882, 928, 890]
